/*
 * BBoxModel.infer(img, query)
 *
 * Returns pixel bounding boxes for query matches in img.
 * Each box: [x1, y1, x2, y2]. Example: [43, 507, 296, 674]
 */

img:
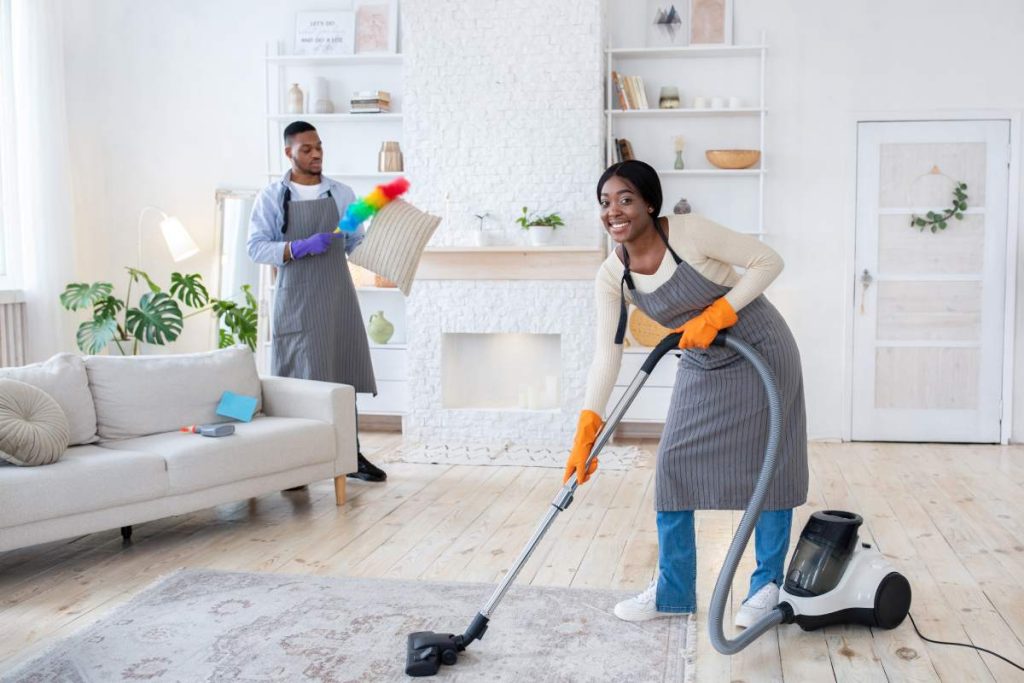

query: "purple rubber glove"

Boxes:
[289, 232, 338, 260]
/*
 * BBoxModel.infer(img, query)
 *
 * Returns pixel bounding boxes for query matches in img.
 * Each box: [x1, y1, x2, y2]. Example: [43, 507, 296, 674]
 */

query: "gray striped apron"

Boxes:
[619, 227, 808, 511]
[271, 195, 376, 394]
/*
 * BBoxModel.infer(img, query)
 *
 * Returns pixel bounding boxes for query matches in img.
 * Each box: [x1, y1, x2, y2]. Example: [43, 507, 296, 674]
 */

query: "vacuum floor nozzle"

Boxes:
[405, 632, 460, 677]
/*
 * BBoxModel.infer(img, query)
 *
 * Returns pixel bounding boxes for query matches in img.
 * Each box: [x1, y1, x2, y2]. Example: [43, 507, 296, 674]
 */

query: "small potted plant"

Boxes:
[515, 206, 564, 246]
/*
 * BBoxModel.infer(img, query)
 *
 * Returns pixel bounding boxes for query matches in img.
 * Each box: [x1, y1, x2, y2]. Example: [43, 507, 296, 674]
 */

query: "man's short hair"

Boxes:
[284, 121, 317, 144]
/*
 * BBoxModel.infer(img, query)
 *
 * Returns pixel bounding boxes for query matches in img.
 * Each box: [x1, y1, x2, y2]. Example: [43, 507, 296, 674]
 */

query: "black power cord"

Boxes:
[908, 612, 1024, 673]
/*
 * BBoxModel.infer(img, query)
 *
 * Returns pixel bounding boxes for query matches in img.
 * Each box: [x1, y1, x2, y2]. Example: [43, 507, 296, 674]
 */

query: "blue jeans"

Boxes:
[655, 508, 793, 613]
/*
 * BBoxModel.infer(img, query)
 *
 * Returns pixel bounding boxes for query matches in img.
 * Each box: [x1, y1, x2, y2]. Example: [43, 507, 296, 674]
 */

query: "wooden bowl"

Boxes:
[705, 149, 761, 170]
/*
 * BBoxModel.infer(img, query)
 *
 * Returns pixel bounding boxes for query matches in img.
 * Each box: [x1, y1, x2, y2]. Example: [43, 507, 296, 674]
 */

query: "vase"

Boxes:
[528, 226, 555, 246]
[287, 83, 304, 114]
[673, 198, 692, 214]
[378, 141, 403, 172]
[311, 77, 334, 114]
[674, 150, 685, 170]
[367, 311, 395, 344]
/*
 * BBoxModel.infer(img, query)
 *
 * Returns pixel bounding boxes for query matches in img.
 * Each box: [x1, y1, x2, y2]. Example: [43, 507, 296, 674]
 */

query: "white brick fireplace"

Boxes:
[397, 0, 607, 450]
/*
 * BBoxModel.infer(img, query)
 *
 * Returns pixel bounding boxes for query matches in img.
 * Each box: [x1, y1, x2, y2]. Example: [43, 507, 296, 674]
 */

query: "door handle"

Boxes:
[859, 269, 873, 314]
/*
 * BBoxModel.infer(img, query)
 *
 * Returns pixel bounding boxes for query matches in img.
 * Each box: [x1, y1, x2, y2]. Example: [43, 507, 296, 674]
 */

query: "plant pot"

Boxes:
[528, 226, 555, 246]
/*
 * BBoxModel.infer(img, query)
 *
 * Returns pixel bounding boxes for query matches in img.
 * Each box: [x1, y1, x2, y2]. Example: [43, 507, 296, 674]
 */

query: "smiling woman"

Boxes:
[570, 159, 808, 626]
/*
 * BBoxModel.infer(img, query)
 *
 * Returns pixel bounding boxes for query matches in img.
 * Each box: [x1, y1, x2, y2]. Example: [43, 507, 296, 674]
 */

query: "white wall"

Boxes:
[61, 0, 1024, 440]
[725, 0, 1024, 440]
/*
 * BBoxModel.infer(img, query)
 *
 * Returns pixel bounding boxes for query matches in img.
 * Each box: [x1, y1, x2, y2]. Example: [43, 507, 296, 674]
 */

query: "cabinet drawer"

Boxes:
[357, 380, 408, 415]
[616, 350, 681, 388]
[608, 385, 673, 422]
[369, 347, 407, 381]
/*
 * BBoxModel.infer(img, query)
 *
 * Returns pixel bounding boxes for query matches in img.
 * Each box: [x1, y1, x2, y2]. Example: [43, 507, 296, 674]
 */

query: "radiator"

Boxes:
[0, 300, 26, 367]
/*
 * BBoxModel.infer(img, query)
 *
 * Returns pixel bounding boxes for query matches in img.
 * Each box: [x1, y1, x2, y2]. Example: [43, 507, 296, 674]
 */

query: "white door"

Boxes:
[852, 120, 1011, 442]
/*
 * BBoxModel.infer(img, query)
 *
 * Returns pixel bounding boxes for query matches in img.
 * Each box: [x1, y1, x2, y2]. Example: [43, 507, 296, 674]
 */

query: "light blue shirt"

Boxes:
[247, 170, 364, 266]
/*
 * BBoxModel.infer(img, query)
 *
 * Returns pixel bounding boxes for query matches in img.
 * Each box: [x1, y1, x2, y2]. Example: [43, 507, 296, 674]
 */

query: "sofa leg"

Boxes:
[120, 526, 133, 543]
[334, 476, 346, 506]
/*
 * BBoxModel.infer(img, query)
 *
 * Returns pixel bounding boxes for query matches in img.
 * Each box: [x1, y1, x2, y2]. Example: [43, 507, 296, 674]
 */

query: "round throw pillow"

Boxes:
[0, 378, 70, 466]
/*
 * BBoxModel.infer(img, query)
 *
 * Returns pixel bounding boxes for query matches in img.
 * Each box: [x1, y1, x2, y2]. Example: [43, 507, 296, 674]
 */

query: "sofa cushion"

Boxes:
[0, 353, 97, 445]
[0, 445, 168, 529]
[0, 379, 70, 466]
[99, 416, 334, 494]
[85, 348, 262, 440]
[348, 199, 441, 295]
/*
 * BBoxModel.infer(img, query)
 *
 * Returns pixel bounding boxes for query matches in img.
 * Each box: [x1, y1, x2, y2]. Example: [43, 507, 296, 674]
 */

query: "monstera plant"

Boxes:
[60, 268, 257, 355]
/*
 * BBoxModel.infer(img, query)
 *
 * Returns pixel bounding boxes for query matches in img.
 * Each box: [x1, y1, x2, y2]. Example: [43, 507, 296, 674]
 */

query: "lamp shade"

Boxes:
[159, 215, 200, 262]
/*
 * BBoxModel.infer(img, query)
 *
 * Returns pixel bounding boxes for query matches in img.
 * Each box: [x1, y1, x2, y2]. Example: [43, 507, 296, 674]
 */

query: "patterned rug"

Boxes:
[384, 441, 648, 470]
[3, 570, 693, 682]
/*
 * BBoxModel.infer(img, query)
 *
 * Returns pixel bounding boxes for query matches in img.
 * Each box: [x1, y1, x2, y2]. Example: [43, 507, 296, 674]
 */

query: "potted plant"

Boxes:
[60, 268, 258, 355]
[515, 206, 564, 246]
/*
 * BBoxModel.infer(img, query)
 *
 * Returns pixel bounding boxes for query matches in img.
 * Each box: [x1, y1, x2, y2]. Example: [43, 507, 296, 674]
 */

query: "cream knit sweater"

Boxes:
[583, 213, 783, 414]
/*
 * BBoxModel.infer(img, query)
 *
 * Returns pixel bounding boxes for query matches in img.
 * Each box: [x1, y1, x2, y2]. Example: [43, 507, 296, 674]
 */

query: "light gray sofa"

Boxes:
[0, 348, 356, 553]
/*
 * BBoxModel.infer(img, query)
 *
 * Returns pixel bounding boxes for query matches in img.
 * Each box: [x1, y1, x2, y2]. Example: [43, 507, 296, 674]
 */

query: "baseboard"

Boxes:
[359, 414, 403, 432]
[613, 421, 665, 440]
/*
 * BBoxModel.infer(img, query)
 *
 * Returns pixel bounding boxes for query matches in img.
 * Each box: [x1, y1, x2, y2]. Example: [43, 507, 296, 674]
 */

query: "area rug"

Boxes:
[384, 441, 647, 470]
[3, 570, 694, 682]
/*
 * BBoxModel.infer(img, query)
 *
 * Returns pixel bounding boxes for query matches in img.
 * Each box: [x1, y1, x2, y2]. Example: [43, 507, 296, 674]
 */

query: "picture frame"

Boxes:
[295, 11, 355, 55]
[354, 0, 399, 54]
[645, 1, 689, 48]
[688, 0, 733, 46]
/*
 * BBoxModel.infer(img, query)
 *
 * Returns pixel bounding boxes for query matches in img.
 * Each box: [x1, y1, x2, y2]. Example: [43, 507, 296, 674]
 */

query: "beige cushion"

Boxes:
[100, 416, 335, 494]
[0, 353, 97, 445]
[348, 199, 441, 295]
[0, 379, 70, 467]
[85, 348, 262, 440]
[0, 444, 168, 528]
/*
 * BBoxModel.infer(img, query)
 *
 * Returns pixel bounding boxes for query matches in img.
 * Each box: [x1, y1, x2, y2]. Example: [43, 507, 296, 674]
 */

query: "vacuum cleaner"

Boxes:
[406, 331, 911, 676]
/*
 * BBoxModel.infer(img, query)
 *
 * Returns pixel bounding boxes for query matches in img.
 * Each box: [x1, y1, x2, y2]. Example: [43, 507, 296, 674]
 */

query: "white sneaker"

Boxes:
[614, 580, 684, 622]
[736, 582, 780, 629]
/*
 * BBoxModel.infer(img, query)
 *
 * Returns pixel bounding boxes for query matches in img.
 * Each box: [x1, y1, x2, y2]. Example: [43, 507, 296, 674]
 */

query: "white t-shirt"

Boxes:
[288, 181, 327, 201]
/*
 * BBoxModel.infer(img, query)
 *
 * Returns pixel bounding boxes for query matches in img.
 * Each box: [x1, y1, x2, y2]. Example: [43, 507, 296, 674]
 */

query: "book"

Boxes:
[617, 138, 635, 161]
[611, 71, 629, 110]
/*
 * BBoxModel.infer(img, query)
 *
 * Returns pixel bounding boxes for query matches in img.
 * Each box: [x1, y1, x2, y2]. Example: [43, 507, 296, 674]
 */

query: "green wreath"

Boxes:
[910, 182, 968, 233]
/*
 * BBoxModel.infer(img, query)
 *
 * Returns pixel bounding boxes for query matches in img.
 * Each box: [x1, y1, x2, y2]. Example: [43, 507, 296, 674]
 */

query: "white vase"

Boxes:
[528, 226, 555, 246]
[287, 83, 304, 114]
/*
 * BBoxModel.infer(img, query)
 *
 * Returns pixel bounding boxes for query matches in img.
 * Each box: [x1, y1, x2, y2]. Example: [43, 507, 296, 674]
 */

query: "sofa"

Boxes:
[0, 348, 357, 553]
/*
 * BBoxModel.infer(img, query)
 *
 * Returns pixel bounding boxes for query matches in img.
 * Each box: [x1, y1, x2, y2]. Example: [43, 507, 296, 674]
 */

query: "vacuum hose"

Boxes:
[706, 333, 787, 654]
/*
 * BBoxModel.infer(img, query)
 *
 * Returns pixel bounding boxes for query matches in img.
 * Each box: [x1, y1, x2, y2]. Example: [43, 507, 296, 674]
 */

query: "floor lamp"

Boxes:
[137, 206, 200, 266]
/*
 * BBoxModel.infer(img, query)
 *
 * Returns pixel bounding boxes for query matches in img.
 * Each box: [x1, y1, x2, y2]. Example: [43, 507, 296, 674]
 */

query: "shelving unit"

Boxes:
[262, 42, 409, 418]
[605, 8, 768, 423]
[605, 32, 768, 236]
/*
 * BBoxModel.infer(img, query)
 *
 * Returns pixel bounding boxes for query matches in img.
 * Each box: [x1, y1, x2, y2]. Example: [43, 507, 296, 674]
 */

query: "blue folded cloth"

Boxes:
[216, 391, 258, 422]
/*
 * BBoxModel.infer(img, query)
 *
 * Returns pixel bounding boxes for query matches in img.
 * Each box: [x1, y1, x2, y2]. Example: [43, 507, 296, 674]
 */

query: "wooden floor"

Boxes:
[2, 437, 1024, 681]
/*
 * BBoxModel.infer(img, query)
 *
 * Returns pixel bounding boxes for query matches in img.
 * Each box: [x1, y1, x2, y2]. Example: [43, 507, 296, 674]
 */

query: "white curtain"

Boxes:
[2, 0, 75, 362]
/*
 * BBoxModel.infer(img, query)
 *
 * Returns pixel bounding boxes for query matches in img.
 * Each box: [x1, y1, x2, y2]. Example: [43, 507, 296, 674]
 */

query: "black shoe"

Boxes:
[347, 453, 387, 482]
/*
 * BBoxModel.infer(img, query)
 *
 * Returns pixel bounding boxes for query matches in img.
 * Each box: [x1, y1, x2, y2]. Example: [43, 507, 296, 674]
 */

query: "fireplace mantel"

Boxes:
[417, 246, 605, 281]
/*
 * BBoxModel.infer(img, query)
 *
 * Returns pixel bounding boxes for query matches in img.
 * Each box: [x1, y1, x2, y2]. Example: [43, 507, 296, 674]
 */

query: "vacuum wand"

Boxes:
[405, 332, 684, 677]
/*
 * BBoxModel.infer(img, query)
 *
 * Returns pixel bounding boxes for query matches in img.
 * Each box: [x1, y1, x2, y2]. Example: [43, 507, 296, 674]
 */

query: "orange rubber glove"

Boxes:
[563, 409, 604, 485]
[675, 297, 738, 350]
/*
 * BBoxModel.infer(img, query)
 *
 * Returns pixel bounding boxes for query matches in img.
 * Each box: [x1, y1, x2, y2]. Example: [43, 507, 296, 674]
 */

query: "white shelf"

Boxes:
[267, 113, 402, 122]
[357, 286, 405, 293]
[267, 54, 403, 66]
[607, 45, 765, 59]
[423, 245, 603, 253]
[267, 171, 403, 179]
[657, 169, 763, 177]
[368, 343, 407, 350]
[607, 108, 763, 118]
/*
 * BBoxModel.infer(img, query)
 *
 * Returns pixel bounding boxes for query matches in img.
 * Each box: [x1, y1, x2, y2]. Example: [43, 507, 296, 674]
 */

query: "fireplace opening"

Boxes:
[441, 333, 561, 410]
